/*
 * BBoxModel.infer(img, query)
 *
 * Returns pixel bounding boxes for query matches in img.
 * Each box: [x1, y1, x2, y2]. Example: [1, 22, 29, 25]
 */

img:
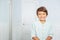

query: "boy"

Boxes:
[31, 6, 53, 40]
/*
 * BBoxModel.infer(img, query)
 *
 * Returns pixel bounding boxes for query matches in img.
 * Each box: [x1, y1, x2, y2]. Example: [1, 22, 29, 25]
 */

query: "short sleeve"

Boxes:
[48, 24, 54, 37]
[31, 23, 36, 38]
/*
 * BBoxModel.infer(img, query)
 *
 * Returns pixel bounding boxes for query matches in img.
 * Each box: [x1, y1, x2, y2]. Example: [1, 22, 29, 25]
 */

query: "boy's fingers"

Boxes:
[32, 36, 40, 40]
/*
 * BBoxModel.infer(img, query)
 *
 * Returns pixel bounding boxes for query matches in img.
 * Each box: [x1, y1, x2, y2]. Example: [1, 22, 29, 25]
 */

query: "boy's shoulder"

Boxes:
[46, 21, 53, 27]
[47, 21, 52, 24]
[32, 21, 39, 24]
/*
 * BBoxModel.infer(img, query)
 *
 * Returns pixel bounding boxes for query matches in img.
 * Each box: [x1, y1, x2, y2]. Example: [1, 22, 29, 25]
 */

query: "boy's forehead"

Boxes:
[38, 11, 46, 13]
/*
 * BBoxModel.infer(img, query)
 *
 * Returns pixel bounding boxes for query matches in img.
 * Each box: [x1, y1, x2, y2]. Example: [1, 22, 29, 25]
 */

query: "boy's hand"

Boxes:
[32, 36, 40, 40]
[46, 36, 52, 40]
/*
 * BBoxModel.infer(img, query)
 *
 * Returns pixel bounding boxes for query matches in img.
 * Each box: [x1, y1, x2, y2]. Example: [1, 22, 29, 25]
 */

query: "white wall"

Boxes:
[20, 0, 60, 40]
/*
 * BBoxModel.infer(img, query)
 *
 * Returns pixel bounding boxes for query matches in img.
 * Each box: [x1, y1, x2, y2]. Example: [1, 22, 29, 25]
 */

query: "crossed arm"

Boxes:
[32, 36, 52, 40]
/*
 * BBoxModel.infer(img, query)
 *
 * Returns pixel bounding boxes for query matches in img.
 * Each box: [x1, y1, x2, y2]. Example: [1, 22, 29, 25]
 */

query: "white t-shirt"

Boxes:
[31, 21, 53, 40]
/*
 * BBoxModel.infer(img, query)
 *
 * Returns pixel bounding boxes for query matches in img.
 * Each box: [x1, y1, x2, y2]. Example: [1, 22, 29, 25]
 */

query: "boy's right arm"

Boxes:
[32, 36, 40, 40]
[31, 23, 40, 40]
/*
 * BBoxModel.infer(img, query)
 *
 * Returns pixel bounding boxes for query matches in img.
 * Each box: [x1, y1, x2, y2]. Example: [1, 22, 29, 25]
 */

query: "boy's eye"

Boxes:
[43, 14, 45, 15]
[39, 14, 41, 15]
[43, 13, 46, 15]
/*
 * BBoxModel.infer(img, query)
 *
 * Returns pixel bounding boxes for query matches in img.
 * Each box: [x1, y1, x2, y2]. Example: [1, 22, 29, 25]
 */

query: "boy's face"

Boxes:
[37, 11, 47, 21]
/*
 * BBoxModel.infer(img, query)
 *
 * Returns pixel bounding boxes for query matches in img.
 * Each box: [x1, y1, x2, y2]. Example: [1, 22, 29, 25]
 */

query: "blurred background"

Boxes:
[0, 0, 60, 40]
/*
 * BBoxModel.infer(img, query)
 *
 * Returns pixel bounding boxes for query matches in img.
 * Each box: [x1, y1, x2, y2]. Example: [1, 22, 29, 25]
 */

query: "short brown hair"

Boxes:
[36, 6, 48, 15]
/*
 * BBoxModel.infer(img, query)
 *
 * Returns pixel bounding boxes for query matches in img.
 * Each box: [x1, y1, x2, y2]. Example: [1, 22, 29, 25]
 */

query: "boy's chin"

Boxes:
[40, 19, 46, 21]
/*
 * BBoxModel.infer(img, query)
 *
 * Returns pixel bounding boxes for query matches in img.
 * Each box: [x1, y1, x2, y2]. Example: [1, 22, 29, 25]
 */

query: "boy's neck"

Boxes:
[40, 20, 46, 24]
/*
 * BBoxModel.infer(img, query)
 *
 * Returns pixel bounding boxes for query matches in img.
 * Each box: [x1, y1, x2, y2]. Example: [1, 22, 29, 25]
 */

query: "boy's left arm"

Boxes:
[46, 25, 54, 40]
